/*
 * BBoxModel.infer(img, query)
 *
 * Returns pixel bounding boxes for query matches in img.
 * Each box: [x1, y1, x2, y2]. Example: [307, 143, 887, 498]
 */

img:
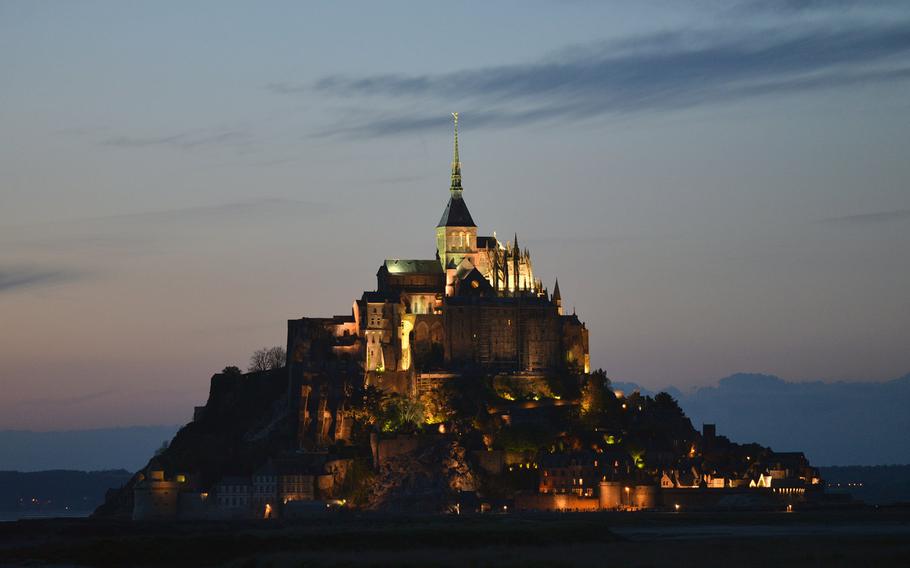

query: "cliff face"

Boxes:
[93, 368, 292, 518]
[366, 437, 476, 513]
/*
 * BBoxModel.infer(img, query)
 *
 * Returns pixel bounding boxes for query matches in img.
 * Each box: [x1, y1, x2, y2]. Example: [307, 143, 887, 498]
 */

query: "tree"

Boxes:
[580, 370, 611, 420]
[421, 386, 454, 425]
[221, 365, 242, 376]
[248, 346, 287, 372]
[378, 394, 425, 433]
[349, 385, 385, 426]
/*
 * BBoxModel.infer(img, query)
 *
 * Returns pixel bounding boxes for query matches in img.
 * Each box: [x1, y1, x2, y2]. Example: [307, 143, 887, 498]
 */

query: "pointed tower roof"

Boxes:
[552, 278, 562, 303]
[451, 111, 462, 193]
[437, 112, 476, 228]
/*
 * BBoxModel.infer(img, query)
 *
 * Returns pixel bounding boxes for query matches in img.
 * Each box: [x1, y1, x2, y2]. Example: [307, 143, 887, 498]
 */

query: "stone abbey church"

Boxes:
[287, 114, 589, 448]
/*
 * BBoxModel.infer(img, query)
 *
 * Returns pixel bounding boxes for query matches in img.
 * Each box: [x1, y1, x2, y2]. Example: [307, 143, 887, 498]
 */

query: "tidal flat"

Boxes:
[1, 509, 908, 567]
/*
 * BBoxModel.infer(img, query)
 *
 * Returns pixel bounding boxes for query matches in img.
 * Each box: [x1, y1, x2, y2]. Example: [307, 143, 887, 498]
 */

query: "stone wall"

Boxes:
[599, 481, 622, 509]
[631, 485, 658, 509]
[444, 303, 563, 371]
[491, 373, 554, 400]
[365, 370, 411, 396]
[660, 487, 782, 510]
[371, 435, 420, 468]
[132, 481, 179, 520]
[515, 493, 601, 512]
[472, 450, 505, 475]
[562, 316, 590, 373]
[415, 372, 458, 397]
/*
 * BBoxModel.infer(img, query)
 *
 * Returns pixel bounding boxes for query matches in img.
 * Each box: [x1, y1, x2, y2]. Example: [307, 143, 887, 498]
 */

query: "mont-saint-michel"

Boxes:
[90, 116, 827, 522]
[6, 3, 910, 565]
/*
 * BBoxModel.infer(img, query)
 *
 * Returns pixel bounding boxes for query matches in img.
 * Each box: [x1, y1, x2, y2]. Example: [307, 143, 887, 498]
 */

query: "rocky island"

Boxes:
[96, 115, 827, 521]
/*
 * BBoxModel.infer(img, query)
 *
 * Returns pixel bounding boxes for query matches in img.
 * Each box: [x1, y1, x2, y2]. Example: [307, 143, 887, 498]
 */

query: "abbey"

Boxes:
[117, 116, 829, 522]
[287, 114, 589, 447]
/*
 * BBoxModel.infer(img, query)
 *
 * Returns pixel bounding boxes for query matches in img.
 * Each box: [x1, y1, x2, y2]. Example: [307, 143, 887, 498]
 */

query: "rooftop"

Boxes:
[383, 259, 444, 274]
[437, 195, 476, 228]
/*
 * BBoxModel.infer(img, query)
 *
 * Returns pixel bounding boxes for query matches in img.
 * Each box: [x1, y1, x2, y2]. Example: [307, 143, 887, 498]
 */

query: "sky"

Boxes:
[1, 0, 909, 431]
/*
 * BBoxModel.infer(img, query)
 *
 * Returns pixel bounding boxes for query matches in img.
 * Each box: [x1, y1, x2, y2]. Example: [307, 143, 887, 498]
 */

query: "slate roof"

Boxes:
[383, 259, 444, 274]
[437, 195, 476, 227]
[361, 291, 390, 303]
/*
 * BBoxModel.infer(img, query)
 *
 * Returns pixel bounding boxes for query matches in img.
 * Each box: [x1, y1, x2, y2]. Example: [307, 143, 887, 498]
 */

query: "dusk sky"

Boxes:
[2, 1, 909, 431]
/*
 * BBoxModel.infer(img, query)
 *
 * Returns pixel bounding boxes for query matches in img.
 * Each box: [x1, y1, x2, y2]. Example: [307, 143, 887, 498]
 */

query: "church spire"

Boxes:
[450, 112, 462, 196]
[437, 112, 475, 228]
[513, 233, 520, 292]
[553, 278, 564, 315]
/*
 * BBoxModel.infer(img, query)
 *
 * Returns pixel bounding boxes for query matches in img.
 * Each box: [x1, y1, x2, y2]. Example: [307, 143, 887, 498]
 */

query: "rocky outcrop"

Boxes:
[93, 367, 292, 518]
[366, 436, 476, 513]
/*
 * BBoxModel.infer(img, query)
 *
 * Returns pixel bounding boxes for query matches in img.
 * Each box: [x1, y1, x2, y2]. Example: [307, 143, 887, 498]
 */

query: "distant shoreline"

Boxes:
[0, 511, 91, 522]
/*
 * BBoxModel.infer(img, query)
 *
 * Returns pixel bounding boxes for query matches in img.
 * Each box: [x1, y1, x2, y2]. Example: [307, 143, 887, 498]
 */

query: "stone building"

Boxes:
[287, 114, 589, 448]
[131, 461, 197, 520]
[215, 476, 252, 513]
[251, 458, 320, 518]
[132, 467, 181, 521]
[539, 451, 599, 497]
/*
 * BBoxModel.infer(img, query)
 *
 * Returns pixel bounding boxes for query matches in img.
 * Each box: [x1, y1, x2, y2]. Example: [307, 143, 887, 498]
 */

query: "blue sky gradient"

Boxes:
[1, 1, 909, 430]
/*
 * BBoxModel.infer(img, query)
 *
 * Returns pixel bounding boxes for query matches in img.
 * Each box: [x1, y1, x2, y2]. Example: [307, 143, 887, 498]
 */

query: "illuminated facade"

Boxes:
[288, 114, 589, 447]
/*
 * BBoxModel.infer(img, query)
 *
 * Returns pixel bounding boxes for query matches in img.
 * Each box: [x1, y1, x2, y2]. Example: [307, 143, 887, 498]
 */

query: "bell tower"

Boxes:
[436, 112, 477, 269]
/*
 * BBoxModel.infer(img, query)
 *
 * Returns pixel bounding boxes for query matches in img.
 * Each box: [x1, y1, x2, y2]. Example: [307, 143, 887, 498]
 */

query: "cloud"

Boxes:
[101, 128, 251, 150]
[0, 266, 81, 293]
[820, 209, 910, 225]
[734, 0, 907, 14]
[293, 20, 910, 137]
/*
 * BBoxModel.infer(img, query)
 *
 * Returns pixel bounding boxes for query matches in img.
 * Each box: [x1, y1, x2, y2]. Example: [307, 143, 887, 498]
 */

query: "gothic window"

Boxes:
[430, 322, 444, 344]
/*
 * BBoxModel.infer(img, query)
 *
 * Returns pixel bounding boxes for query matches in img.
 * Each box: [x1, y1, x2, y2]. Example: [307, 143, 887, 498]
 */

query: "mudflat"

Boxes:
[1, 509, 908, 567]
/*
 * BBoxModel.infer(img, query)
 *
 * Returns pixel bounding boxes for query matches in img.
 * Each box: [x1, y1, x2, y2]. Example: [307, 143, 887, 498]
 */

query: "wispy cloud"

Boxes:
[101, 128, 251, 150]
[0, 266, 81, 293]
[734, 0, 907, 14]
[820, 208, 910, 225]
[287, 20, 910, 137]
